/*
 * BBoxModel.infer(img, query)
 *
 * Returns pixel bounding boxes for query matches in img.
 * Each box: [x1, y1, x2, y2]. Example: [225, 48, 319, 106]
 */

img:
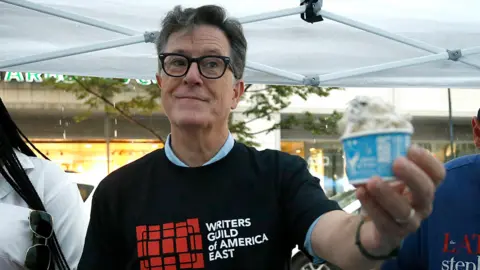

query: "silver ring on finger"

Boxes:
[395, 208, 416, 225]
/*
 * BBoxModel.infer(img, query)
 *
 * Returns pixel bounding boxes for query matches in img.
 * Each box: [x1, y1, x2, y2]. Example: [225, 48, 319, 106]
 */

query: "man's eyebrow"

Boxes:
[164, 48, 225, 56]
[170, 49, 188, 54]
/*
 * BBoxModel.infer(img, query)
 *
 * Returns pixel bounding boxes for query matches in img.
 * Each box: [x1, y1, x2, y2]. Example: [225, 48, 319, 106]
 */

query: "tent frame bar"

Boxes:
[318, 9, 480, 70]
[0, 35, 148, 69]
[239, 6, 306, 24]
[1, 0, 480, 85]
[1, 0, 140, 36]
[311, 46, 480, 84]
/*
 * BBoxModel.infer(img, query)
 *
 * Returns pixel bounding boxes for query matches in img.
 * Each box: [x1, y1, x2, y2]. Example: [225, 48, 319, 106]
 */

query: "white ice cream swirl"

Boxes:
[338, 96, 414, 136]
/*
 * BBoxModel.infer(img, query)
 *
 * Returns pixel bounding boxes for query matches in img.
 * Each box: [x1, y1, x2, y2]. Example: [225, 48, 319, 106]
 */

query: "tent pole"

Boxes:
[239, 6, 306, 24]
[458, 46, 480, 68]
[246, 61, 305, 82]
[319, 10, 443, 53]
[0, 0, 140, 36]
[447, 88, 456, 159]
[0, 35, 146, 70]
[314, 46, 480, 83]
[318, 9, 480, 70]
[318, 52, 449, 82]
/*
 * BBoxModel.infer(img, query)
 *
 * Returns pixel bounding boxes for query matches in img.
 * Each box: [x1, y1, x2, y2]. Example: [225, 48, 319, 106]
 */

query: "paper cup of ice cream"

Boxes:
[340, 129, 412, 186]
[338, 96, 414, 187]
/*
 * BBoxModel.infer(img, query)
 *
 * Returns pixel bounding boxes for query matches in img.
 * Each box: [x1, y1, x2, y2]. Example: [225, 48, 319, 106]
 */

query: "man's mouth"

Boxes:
[176, 96, 206, 101]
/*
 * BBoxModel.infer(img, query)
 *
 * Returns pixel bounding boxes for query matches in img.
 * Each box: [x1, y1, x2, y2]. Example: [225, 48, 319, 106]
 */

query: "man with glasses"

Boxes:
[381, 109, 480, 270]
[78, 5, 445, 270]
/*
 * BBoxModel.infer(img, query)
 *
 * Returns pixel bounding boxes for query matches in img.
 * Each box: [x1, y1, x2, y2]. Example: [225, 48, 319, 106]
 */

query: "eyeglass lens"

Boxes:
[29, 210, 53, 238]
[25, 211, 53, 270]
[25, 245, 51, 270]
[163, 55, 227, 78]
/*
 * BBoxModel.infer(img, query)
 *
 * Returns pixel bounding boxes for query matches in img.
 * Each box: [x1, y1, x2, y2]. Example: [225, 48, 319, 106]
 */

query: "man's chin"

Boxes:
[172, 116, 211, 128]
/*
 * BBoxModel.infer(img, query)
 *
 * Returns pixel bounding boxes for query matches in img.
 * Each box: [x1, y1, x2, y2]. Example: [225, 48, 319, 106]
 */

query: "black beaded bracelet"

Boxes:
[355, 217, 400, 260]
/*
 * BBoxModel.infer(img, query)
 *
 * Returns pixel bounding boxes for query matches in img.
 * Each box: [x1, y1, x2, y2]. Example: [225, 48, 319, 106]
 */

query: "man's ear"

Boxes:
[231, 80, 245, 110]
[155, 73, 162, 88]
[473, 118, 480, 148]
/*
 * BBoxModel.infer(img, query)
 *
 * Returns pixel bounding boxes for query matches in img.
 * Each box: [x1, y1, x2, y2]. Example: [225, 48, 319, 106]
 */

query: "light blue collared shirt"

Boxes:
[164, 132, 235, 167]
[164, 132, 322, 263]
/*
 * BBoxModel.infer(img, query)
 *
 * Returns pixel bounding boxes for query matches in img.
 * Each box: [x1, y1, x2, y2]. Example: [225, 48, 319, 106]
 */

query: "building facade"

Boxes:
[1, 71, 479, 193]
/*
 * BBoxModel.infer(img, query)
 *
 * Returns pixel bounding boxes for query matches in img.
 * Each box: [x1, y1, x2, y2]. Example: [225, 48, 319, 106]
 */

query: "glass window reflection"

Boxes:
[281, 140, 478, 197]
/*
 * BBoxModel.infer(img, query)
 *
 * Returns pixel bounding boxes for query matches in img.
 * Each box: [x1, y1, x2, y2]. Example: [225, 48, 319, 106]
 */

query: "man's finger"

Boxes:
[389, 181, 406, 193]
[407, 145, 446, 186]
[356, 183, 406, 239]
[366, 177, 416, 230]
[393, 157, 435, 218]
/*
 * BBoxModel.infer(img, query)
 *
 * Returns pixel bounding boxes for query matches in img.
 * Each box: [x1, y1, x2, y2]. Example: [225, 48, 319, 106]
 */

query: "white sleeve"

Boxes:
[42, 163, 88, 270]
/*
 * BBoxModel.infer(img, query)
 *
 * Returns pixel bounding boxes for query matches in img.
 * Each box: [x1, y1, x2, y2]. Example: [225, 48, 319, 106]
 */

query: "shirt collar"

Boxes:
[164, 132, 235, 167]
[0, 150, 35, 199]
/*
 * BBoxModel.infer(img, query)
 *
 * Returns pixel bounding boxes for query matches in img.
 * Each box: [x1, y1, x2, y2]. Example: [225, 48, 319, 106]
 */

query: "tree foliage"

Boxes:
[43, 77, 343, 146]
[43, 76, 163, 141]
[230, 85, 343, 146]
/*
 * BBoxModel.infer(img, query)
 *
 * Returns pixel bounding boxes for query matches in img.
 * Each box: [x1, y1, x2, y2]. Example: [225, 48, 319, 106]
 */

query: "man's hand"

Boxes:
[355, 145, 446, 254]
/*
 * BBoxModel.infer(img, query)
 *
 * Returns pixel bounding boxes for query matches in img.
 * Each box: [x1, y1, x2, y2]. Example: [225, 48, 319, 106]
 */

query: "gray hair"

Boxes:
[155, 5, 247, 80]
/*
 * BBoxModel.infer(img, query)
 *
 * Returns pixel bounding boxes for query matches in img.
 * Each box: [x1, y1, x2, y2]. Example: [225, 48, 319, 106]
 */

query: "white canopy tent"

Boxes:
[1, 0, 480, 87]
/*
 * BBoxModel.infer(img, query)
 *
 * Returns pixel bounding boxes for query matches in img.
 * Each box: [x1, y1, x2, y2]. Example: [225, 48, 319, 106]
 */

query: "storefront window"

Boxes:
[109, 142, 164, 172]
[280, 141, 305, 158]
[304, 142, 348, 197]
[281, 141, 349, 196]
[415, 141, 478, 162]
[31, 140, 164, 182]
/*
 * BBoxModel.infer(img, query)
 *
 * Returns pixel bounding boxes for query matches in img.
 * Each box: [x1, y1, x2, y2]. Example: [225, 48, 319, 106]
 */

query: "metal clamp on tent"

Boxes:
[447, 49, 462, 61]
[303, 76, 320, 86]
[300, 0, 323, 23]
[144, 32, 159, 44]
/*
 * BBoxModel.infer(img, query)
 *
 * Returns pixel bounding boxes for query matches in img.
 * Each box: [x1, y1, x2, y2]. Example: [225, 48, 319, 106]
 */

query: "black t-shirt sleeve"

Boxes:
[78, 178, 123, 270]
[279, 154, 342, 248]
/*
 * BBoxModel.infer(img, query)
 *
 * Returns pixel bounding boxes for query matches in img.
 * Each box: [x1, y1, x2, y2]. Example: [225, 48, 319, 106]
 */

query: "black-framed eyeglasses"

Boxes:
[159, 53, 232, 79]
[24, 210, 53, 270]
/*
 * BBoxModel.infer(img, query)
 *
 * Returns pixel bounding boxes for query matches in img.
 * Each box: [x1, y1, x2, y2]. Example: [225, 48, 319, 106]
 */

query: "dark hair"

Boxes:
[0, 98, 70, 270]
[155, 5, 247, 80]
[477, 108, 480, 119]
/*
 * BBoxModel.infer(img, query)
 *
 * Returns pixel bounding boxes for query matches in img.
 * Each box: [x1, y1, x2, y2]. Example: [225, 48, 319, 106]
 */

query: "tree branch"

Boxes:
[246, 126, 278, 136]
[243, 112, 274, 124]
[74, 78, 165, 143]
[245, 88, 267, 93]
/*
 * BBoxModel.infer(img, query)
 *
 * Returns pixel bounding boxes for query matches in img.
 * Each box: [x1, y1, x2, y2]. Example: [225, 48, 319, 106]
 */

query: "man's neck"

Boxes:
[169, 126, 230, 167]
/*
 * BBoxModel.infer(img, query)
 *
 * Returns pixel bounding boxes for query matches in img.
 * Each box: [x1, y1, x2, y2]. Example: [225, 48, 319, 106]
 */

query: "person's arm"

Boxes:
[42, 163, 88, 270]
[282, 152, 436, 270]
[281, 156, 377, 270]
[289, 171, 387, 270]
[279, 155, 343, 262]
[78, 178, 123, 270]
[310, 211, 389, 270]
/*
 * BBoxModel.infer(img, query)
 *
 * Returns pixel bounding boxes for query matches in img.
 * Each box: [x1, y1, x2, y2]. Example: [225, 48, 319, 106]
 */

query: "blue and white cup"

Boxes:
[341, 129, 413, 186]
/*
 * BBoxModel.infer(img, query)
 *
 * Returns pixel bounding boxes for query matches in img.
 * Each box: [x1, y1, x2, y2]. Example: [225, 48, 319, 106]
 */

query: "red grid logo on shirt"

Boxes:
[136, 218, 205, 270]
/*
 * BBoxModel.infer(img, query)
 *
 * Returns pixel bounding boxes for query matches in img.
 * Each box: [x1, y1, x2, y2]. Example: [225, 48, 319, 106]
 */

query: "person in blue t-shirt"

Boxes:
[381, 109, 480, 270]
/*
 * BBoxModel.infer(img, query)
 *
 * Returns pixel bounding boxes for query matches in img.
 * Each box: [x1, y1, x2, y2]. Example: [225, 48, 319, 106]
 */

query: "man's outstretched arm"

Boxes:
[308, 147, 444, 270]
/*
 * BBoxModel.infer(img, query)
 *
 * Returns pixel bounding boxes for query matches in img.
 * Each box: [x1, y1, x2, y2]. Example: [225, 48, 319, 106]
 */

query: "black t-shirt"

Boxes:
[78, 142, 341, 270]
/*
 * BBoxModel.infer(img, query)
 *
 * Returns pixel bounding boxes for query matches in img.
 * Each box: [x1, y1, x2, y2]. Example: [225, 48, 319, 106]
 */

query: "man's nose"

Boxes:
[183, 63, 203, 85]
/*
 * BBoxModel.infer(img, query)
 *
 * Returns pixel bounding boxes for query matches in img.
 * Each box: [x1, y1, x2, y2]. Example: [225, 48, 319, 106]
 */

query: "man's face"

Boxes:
[473, 116, 480, 148]
[156, 25, 244, 129]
